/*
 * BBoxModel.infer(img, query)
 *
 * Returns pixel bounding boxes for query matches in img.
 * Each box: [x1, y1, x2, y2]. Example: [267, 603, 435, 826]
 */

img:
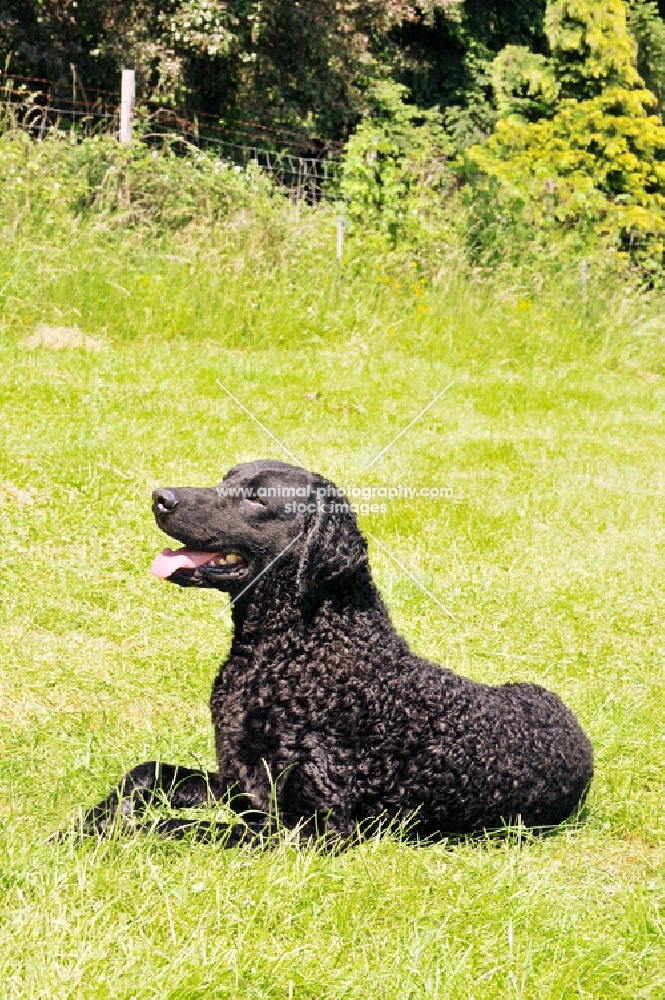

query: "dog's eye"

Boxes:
[244, 495, 266, 507]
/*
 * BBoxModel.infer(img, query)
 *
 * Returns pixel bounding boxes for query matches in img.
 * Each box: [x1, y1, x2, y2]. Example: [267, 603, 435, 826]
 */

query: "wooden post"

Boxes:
[581, 259, 587, 304]
[119, 69, 135, 143]
[336, 215, 345, 267]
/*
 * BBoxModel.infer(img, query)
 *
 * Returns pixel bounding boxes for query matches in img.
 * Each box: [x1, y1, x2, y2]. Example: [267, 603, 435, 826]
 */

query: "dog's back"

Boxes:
[212, 562, 593, 837]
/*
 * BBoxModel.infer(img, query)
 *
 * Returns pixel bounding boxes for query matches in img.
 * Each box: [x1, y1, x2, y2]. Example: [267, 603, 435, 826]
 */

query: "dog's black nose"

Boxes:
[153, 489, 179, 513]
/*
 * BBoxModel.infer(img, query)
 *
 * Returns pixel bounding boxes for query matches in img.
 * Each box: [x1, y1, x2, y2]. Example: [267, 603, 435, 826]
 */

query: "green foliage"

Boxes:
[3, 0, 661, 151]
[491, 45, 560, 121]
[545, 0, 642, 98]
[468, 0, 665, 265]
[3, 0, 665, 264]
[98, 0, 235, 104]
[627, 0, 665, 111]
[441, 43, 498, 150]
[468, 87, 665, 229]
[0, 126, 270, 234]
[0, 0, 459, 139]
[340, 81, 451, 243]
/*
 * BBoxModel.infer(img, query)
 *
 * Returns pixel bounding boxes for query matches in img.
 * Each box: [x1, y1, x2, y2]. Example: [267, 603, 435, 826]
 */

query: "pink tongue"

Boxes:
[151, 547, 218, 579]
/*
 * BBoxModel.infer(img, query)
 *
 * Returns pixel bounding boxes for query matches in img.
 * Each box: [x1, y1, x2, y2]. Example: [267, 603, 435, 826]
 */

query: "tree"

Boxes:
[0, 1, 116, 87]
[627, 0, 665, 112]
[491, 44, 559, 120]
[0, 0, 456, 138]
[2, 0, 663, 146]
[545, 0, 641, 98]
[467, 0, 665, 243]
[390, 0, 549, 146]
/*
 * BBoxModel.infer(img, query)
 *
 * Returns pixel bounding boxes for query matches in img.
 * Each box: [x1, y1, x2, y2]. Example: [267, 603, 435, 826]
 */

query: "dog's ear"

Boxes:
[296, 488, 369, 599]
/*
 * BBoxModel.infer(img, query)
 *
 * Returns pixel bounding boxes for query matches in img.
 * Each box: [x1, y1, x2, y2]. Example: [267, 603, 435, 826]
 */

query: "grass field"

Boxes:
[0, 212, 664, 998]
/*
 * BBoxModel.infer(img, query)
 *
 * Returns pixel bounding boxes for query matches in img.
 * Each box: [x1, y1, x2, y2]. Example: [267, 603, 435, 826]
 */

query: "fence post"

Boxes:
[120, 69, 135, 143]
[336, 214, 345, 267]
[581, 259, 587, 305]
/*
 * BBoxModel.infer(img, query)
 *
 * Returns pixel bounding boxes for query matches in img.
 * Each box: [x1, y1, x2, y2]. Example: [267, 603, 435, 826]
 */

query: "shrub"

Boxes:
[468, 88, 665, 229]
[491, 45, 560, 122]
[627, 0, 665, 114]
[545, 0, 642, 98]
[465, 0, 665, 267]
[0, 126, 271, 236]
[340, 81, 451, 244]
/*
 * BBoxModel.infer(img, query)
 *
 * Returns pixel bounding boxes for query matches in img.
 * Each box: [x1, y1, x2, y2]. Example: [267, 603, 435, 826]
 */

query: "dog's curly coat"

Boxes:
[81, 460, 593, 842]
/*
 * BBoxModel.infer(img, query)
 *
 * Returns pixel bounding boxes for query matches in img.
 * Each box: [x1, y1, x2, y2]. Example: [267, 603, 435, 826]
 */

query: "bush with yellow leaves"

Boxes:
[465, 0, 665, 265]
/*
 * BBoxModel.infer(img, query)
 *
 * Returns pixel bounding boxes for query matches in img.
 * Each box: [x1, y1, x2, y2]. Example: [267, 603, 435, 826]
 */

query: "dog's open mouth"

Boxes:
[151, 547, 250, 586]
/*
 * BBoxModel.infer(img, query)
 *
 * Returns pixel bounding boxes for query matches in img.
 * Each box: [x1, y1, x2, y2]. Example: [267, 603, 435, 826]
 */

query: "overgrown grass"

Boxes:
[0, 184, 664, 997]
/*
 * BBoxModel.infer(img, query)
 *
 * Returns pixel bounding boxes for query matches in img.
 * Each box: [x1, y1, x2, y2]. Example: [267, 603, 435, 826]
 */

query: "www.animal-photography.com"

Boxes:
[1, 2, 664, 996]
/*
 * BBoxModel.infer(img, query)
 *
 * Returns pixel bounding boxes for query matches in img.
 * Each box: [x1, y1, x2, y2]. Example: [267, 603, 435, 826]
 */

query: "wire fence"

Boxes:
[1, 73, 344, 201]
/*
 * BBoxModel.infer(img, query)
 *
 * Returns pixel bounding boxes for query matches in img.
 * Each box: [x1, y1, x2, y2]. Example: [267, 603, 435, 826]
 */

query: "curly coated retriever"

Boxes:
[80, 459, 593, 843]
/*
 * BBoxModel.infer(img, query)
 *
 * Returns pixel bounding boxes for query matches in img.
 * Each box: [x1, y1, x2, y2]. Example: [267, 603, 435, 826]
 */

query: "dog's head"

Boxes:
[151, 460, 368, 600]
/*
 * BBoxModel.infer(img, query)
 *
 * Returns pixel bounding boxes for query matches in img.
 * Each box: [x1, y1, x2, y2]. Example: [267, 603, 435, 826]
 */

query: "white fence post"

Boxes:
[336, 214, 345, 267]
[119, 69, 135, 143]
[581, 259, 587, 304]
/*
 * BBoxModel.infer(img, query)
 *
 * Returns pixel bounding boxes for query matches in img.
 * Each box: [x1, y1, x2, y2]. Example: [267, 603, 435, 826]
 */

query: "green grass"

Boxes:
[0, 210, 663, 998]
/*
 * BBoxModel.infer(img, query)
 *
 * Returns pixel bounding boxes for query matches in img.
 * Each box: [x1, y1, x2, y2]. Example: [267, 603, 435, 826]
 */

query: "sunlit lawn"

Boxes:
[0, 219, 663, 997]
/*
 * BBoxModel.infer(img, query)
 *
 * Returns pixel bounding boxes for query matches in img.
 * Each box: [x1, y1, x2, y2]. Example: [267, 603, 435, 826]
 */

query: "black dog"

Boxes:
[80, 460, 593, 843]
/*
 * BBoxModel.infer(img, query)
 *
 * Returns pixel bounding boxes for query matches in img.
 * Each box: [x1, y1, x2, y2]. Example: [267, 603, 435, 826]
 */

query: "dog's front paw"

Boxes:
[49, 794, 135, 844]
[48, 816, 109, 844]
